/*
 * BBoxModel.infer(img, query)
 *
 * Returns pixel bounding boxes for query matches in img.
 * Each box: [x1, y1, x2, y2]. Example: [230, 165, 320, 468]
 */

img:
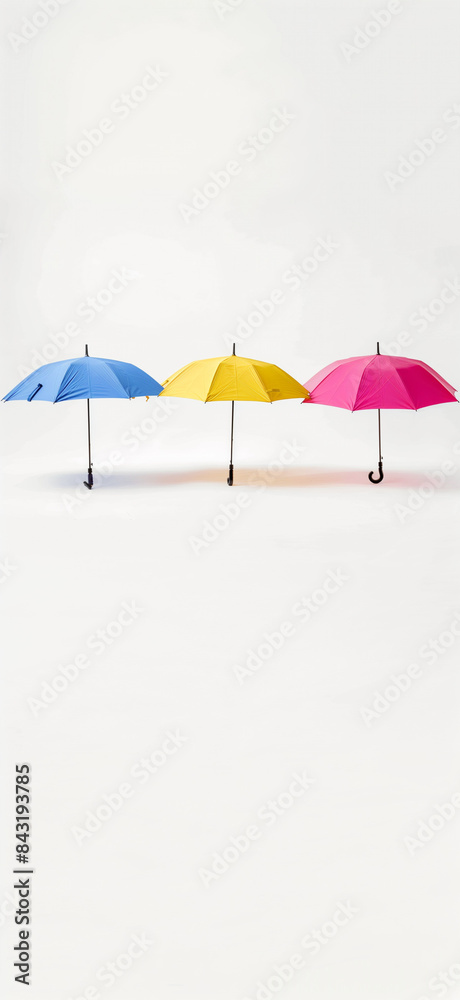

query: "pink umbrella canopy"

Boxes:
[302, 345, 457, 483]
[302, 353, 457, 411]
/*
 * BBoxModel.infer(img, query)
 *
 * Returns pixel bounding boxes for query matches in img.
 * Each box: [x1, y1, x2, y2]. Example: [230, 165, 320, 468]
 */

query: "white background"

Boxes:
[1, 1, 460, 998]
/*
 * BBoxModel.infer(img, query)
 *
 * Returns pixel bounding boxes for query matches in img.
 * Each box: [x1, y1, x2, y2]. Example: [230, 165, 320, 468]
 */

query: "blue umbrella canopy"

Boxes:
[3, 348, 164, 489]
[3, 354, 163, 401]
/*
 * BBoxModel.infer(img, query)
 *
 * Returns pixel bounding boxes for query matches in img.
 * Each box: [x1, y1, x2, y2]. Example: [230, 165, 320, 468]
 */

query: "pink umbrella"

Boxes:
[303, 343, 457, 483]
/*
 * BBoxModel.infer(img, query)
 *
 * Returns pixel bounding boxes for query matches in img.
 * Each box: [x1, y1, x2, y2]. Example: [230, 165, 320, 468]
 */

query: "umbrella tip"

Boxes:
[232, 342, 236, 355]
[85, 344, 89, 356]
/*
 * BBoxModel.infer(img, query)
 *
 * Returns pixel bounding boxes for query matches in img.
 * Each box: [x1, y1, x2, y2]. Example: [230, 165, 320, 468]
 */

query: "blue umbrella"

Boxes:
[3, 345, 164, 488]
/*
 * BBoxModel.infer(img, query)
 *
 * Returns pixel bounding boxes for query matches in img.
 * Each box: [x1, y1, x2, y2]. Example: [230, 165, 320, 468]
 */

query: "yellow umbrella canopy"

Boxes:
[160, 345, 309, 484]
[161, 352, 309, 402]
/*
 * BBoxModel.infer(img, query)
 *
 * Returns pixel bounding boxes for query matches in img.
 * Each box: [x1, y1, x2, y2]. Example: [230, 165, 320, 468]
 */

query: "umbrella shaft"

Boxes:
[377, 408, 382, 462]
[87, 399, 92, 469]
[229, 400, 235, 464]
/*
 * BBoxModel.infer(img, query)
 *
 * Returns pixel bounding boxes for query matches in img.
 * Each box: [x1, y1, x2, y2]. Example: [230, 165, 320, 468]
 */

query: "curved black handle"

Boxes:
[368, 461, 384, 484]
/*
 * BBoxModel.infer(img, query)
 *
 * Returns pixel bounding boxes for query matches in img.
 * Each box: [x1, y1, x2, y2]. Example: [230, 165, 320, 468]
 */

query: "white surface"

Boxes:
[1, 2, 460, 999]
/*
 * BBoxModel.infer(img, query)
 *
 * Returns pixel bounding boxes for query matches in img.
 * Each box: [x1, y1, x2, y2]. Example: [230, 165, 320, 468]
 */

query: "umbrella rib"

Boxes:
[206, 359, 228, 401]
[53, 362, 76, 403]
[362, 363, 413, 409]
[351, 355, 385, 411]
[389, 363, 420, 409]
[313, 357, 365, 400]
[251, 362, 272, 401]
[414, 359, 457, 393]
[105, 363, 131, 397]
[392, 364, 417, 406]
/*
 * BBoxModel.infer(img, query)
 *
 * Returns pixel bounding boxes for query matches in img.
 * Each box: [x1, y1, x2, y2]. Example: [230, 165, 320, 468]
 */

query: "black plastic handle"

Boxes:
[368, 461, 384, 484]
[83, 468, 94, 490]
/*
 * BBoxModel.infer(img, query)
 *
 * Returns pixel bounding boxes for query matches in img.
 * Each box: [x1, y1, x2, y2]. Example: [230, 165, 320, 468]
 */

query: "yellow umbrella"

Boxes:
[161, 344, 309, 484]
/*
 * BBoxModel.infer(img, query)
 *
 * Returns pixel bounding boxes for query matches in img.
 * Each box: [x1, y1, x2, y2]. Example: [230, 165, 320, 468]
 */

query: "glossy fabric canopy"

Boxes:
[161, 354, 309, 402]
[302, 354, 457, 410]
[3, 356, 164, 402]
